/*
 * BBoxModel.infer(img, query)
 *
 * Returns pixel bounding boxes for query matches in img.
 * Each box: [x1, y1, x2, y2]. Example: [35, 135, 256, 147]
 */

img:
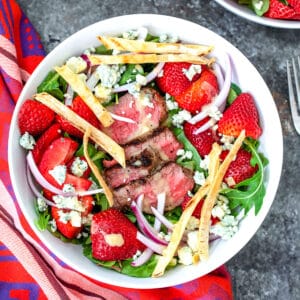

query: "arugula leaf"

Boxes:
[221, 138, 268, 216]
[172, 127, 202, 172]
[227, 83, 242, 105]
[119, 64, 144, 85]
[37, 71, 66, 101]
[94, 45, 113, 55]
[34, 208, 50, 231]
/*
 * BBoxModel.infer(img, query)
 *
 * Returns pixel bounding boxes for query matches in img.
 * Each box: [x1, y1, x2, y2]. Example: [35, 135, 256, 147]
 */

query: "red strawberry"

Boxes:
[56, 96, 102, 138]
[220, 149, 258, 187]
[181, 195, 219, 224]
[91, 208, 145, 261]
[156, 62, 202, 97]
[264, 0, 300, 19]
[32, 123, 62, 164]
[18, 99, 55, 136]
[51, 207, 82, 239]
[64, 173, 92, 191]
[43, 189, 55, 201]
[218, 93, 262, 139]
[67, 156, 91, 178]
[288, 0, 300, 13]
[80, 195, 94, 217]
[184, 118, 219, 157]
[175, 69, 219, 113]
[38, 137, 78, 187]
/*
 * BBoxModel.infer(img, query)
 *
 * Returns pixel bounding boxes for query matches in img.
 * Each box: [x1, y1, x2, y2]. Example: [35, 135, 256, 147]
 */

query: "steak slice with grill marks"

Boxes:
[103, 127, 183, 168]
[102, 88, 167, 145]
[104, 148, 161, 189]
[112, 162, 195, 214]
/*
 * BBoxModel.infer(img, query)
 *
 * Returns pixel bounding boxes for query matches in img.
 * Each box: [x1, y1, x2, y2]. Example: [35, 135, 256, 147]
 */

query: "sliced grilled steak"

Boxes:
[102, 88, 167, 145]
[113, 162, 195, 214]
[104, 149, 160, 188]
[103, 127, 182, 168]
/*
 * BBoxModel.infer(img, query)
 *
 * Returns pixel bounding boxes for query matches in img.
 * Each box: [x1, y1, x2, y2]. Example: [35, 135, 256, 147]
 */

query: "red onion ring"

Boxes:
[136, 232, 166, 255]
[150, 206, 174, 231]
[131, 248, 153, 267]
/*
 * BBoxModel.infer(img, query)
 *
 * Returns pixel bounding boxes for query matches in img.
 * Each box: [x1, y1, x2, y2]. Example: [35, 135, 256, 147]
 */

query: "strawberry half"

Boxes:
[156, 62, 202, 97]
[220, 149, 258, 187]
[32, 123, 62, 164]
[218, 93, 262, 139]
[175, 69, 219, 114]
[18, 99, 55, 136]
[264, 0, 300, 19]
[38, 137, 79, 187]
[91, 208, 145, 261]
[56, 96, 102, 138]
[184, 118, 219, 157]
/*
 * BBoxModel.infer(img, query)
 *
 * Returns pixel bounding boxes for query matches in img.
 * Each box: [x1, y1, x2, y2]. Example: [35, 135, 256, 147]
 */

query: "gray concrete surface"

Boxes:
[17, 1, 299, 299]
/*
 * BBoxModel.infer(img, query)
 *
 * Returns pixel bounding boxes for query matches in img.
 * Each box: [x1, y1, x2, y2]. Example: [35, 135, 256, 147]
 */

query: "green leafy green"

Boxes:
[164, 206, 182, 224]
[145, 33, 160, 42]
[238, 0, 269, 16]
[172, 127, 202, 172]
[94, 45, 113, 55]
[221, 138, 268, 216]
[227, 83, 242, 105]
[34, 204, 50, 231]
[37, 71, 66, 101]
[119, 64, 144, 85]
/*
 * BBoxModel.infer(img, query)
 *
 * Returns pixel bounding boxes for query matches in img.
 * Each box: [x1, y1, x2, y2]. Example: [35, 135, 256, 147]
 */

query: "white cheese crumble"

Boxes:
[53, 195, 84, 212]
[187, 230, 198, 252]
[58, 210, 82, 227]
[136, 74, 147, 86]
[207, 104, 223, 121]
[172, 110, 192, 128]
[166, 98, 179, 111]
[177, 246, 193, 265]
[159, 33, 178, 43]
[48, 165, 66, 185]
[176, 149, 193, 160]
[220, 134, 235, 150]
[200, 155, 210, 170]
[63, 183, 75, 193]
[186, 216, 200, 231]
[19, 132, 35, 150]
[182, 64, 202, 81]
[48, 219, 57, 232]
[95, 64, 122, 88]
[123, 30, 139, 40]
[193, 171, 206, 186]
[94, 84, 112, 101]
[70, 157, 88, 178]
[37, 197, 48, 212]
[82, 213, 93, 226]
[139, 91, 154, 108]
[66, 56, 87, 74]
[210, 215, 238, 240]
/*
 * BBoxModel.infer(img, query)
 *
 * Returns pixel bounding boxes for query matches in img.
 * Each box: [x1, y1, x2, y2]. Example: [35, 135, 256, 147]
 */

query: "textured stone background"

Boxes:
[18, 1, 300, 299]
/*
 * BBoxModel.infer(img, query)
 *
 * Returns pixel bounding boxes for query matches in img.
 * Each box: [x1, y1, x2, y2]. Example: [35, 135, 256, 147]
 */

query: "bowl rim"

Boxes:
[8, 13, 283, 289]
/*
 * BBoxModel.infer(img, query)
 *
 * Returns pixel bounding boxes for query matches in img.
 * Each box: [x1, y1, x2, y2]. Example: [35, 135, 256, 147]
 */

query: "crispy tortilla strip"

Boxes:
[88, 53, 215, 66]
[54, 65, 113, 127]
[34, 92, 125, 168]
[98, 36, 214, 56]
[151, 183, 210, 278]
[83, 127, 114, 207]
[197, 130, 246, 261]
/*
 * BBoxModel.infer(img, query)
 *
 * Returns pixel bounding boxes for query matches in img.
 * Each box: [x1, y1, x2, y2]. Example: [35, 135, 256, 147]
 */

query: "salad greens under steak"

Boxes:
[18, 28, 267, 278]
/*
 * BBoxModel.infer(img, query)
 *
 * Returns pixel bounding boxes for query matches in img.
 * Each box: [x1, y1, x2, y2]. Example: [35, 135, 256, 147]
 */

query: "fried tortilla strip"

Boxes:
[88, 53, 215, 66]
[54, 65, 113, 127]
[83, 127, 114, 207]
[34, 92, 125, 168]
[98, 36, 214, 56]
[197, 130, 246, 261]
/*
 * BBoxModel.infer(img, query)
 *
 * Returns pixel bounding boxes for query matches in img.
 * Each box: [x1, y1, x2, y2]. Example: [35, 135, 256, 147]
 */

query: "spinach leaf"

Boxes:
[119, 64, 143, 85]
[227, 83, 242, 105]
[221, 138, 268, 216]
[37, 71, 66, 101]
[94, 45, 113, 55]
[34, 204, 50, 231]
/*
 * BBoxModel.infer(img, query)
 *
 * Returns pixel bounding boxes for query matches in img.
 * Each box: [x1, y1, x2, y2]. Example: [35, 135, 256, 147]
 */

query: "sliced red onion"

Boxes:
[112, 62, 165, 93]
[214, 62, 224, 88]
[136, 194, 144, 210]
[137, 27, 148, 41]
[193, 118, 217, 135]
[136, 232, 166, 254]
[86, 70, 99, 91]
[110, 112, 136, 124]
[151, 206, 174, 231]
[64, 84, 74, 106]
[131, 248, 153, 267]
[77, 188, 104, 196]
[153, 193, 165, 231]
[131, 200, 168, 245]
[209, 233, 221, 243]
[81, 54, 92, 76]
[188, 53, 232, 125]
[26, 164, 56, 207]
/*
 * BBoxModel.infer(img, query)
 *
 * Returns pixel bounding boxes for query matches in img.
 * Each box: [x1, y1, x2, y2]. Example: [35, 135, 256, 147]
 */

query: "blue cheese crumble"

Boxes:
[70, 157, 88, 178]
[182, 64, 202, 81]
[48, 165, 66, 185]
[193, 171, 206, 186]
[172, 110, 192, 128]
[37, 197, 48, 212]
[66, 56, 87, 74]
[19, 132, 35, 150]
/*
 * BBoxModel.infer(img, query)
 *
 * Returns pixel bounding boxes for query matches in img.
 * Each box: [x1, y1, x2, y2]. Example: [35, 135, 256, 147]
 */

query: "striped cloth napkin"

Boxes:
[0, 0, 233, 299]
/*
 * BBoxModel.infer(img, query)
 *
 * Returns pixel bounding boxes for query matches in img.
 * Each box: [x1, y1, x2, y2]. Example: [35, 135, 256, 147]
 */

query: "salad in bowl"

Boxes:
[9, 15, 282, 288]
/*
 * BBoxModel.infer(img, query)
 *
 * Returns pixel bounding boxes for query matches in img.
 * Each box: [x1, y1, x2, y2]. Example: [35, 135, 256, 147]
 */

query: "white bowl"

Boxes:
[214, 0, 300, 29]
[8, 14, 283, 289]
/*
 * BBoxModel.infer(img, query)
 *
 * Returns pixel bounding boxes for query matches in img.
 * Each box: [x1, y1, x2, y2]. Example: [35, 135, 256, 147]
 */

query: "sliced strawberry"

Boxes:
[56, 96, 102, 138]
[18, 99, 55, 136]
[175, 69, 219, 113]
[67, 156, 91, 178]
[288, 0, 300, 13]
[218, 93, 262, 139]
[38, 137, 78, 187]
[91, 208, 145, 261]
[184, 118, 219, 157]
[220, 149, 258, 187]
[156, 62, 202, 97]
[181, 195, 219, 224]
[81, 195, 94, 217]
[64, 173, 92, 191]
[264, 0, 300, 19]
[51, 207, 82, 239]
[32, 123, 62, 164]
